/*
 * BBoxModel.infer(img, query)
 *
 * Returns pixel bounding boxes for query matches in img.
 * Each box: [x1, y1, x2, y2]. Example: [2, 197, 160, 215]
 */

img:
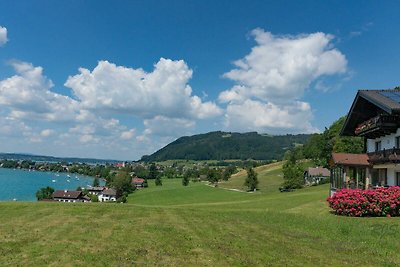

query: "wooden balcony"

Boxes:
[367, 148, 400, 164]
[354, 115, 400, 138]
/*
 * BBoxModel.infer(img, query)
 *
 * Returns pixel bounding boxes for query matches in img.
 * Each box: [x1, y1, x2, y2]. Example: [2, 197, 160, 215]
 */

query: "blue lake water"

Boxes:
[0, 168, 104, 201]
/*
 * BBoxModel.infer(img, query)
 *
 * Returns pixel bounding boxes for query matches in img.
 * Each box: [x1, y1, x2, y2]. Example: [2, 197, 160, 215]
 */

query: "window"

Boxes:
[396, 136, 400, 149]
[375, 141, 382, 152]
[372, 168, 387, 186]
[397, 172, 400, 186]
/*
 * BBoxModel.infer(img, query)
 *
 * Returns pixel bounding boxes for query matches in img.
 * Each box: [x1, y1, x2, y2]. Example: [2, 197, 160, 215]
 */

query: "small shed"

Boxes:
[132, 177, 145, 188]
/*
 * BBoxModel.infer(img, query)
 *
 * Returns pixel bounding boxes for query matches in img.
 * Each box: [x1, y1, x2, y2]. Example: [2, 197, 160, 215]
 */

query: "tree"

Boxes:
[282, 162, 304, 189]
[111, 171, 133, 197]
[89, 194, 99, 202]
[221, 166, 237, 181]
[36, 186, 54, 201]
[155, 175, 162, 186]
[244, 167, 258, 191]
[148, 163, 158, 180]
[302, 116, 364, 167]
[182, 171, 190, 186]
[207, 168, 221, 186]
[92, 177, 100, 187]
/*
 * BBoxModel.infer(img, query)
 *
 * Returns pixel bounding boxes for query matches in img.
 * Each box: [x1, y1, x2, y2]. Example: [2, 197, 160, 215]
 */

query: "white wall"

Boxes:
[366, 128, 400, 152]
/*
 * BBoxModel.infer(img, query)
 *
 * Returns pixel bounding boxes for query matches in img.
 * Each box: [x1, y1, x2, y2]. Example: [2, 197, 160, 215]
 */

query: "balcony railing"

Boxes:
[354, 115, 400, 138]
[368, 148, 400, 164]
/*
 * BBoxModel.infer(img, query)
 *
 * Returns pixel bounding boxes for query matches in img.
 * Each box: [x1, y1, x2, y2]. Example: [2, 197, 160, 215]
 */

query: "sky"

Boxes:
[1, 1, 400, 160]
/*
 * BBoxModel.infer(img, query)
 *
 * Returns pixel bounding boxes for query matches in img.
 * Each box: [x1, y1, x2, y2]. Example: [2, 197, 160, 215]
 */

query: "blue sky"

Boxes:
[0, 1, 399, 160]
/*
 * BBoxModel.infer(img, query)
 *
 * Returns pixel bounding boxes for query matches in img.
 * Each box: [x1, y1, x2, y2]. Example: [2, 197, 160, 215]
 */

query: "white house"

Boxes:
[331, 89, 400, 195]
[52, 190, 90, 202]
[98, 188, 117, 202]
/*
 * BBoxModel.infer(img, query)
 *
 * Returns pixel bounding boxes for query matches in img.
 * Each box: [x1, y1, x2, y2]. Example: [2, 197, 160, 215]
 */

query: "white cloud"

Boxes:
[220, 28, 347, 104]
[0, 26, 7, 46]
[120, 129, 135, 140]
[64, 58, 222, 119]
[219, 28, 347, 134]
[0, 61, 80, 122]
[142, 115, 195, 137]
[40, 129, 54, 137]
[224, 99, 318, 133]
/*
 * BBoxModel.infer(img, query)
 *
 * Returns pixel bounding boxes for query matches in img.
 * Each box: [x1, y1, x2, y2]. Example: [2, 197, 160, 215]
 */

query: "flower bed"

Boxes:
[327, 187, 400, 217]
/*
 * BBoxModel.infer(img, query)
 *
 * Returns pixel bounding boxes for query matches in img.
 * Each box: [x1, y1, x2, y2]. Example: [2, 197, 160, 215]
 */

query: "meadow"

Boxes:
[0, 163, 399, 266]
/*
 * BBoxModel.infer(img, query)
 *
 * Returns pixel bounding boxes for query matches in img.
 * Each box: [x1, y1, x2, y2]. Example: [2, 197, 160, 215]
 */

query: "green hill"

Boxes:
[141, 131, 311, 161]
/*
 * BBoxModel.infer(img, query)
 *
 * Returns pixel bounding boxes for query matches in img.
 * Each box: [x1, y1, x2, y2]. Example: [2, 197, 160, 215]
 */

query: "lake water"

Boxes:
[0, 168, 104, 201]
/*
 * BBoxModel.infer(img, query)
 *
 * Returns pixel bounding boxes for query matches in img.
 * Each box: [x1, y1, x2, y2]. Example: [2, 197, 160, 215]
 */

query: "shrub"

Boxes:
[327, 187, 400, 217]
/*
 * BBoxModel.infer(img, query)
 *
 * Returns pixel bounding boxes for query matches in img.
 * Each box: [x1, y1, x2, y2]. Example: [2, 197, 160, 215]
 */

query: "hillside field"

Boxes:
[0, 163, 400, 266]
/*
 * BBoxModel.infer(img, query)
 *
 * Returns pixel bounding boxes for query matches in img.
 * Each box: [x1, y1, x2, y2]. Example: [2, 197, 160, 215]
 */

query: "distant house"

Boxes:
[99, 188, 117, 202]
[304, 167, 330, 185]
[52, 190, 90, 203]
[132, 177, 145, 188]
[87, 186, 106, 196]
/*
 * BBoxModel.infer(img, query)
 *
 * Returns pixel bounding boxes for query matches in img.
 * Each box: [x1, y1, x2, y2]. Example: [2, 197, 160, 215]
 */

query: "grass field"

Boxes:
[1, 163, 400, 266]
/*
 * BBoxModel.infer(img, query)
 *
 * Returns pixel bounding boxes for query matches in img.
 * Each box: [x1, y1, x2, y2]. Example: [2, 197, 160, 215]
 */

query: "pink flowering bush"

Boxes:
[327, 187, 400, 217]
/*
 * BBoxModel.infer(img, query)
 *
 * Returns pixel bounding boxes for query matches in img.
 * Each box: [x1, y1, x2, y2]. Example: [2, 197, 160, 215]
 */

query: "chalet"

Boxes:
[87, 186, 106, 196]
[304, 167, 330, 185]
[132, 177, 145, 188]
[52, 190, 90, 203]
[98, 188, 117, 202]
[331, 89, 400, 195]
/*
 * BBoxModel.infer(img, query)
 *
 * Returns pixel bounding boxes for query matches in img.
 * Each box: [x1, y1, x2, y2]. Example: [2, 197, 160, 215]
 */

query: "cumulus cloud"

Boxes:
[40, 129, 54, 137]
[0, 61, 80, 122]
[219, 28, 347, 133]
[120, 129, 135, 140]
[220, 29, 347, 104]
[0, 26, 7, 46]
[224, 99, 318, 133]
[142, 116, 195, 137]
[64, 58, 222, 119]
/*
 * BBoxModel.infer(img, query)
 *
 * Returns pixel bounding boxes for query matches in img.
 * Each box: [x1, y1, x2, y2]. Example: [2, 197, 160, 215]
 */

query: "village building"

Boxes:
[304, 167, 330, 185]
[331, 89, 400, 195]
[132, 177, 145, 188]
[87, 186, 106, 196]
[52, 190, 90, 203]
[98, 188, 117, 202]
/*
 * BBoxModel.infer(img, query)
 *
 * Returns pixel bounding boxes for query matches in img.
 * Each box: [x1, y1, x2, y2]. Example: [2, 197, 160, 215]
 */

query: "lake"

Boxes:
[0, 168, 104, 201]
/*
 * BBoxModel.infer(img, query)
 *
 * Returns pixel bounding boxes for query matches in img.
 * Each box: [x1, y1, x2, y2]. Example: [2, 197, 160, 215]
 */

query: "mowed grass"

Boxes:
[1, 164, 400, 266]
[221, 161, 284, 192]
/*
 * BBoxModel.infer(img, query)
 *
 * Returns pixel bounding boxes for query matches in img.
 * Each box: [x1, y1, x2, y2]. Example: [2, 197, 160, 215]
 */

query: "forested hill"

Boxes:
[141, 131, 311, 161]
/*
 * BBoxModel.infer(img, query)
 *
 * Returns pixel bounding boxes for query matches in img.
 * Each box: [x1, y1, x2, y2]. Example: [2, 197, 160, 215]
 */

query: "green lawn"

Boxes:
[1, 164, 400, 266]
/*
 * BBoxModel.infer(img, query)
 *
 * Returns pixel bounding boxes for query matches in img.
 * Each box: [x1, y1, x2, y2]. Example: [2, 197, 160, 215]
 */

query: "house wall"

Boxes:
[366, 128, 400, 152]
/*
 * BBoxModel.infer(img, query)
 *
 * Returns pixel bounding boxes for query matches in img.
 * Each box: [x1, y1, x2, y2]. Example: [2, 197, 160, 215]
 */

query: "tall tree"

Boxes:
[148, 163, 158, 180]
[155, 175, 163, 186]
[207, 168, 221, 186]
[92, 177, 100, 187]
[244, 167, 258, 191]
[111, 171, 133, 196]
[36, 186, 55, 201]
[182, 171, 190, 186]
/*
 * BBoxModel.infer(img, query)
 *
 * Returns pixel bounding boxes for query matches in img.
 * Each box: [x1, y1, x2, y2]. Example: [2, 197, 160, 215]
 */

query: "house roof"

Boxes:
[331, 153, 370, 166]
[132, 178, 145, 183]
[88, 186, 105, 191]
[52, 190, 82, 199]
[341, 90, 400, 136]
[307, 167, 330, 177]
[102, 188, 117, 196]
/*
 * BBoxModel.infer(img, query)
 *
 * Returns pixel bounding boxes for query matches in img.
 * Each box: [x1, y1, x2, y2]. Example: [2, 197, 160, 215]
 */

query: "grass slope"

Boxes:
[1, 164, 400, 266]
